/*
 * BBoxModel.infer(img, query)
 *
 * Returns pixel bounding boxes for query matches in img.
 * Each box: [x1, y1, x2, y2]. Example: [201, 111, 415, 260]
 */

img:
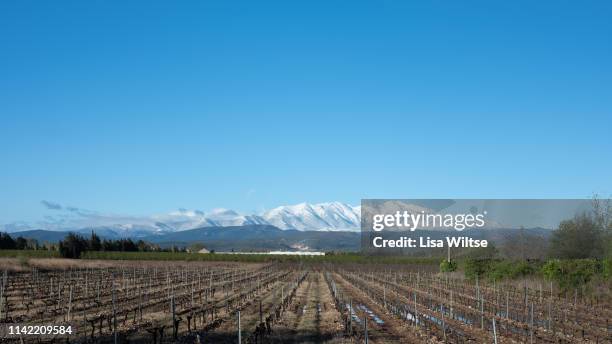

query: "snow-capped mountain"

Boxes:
[262, 202, 360, 231]
[156, 202, 361, 232]
[199, 209, 269, 227]
[153, 208, 270, 230]
[1, 202, 362, 235]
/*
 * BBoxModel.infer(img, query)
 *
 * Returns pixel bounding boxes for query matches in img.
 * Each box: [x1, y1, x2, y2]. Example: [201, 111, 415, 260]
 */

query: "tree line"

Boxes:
[0, 232, 40, 250]
[0, 231, 182, 258]
[452, 201, 612, 294]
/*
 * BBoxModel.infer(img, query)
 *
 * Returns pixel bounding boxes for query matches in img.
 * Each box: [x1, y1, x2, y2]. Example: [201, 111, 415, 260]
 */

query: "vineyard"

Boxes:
[0, 260, 610, 343]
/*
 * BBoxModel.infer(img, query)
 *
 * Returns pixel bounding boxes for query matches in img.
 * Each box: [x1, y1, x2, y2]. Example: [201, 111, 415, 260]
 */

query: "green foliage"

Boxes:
[487, 260, 538, 281]
[0, 232, 39, 250]
[605, 232, 612, 259]
[0, 232, 16, 249]
[462, 250, 541, 281]
[603, 258, 612, 279]
[464, 258, 493, 280]
[15, 237, 27, 249]
[440, 260, 458, 272]
[463, 244, 498, 280]
[57, 232, 161, 257]
[486, 260, 512, 281]
[102, 238, 140, 252]
[59, 233, 88, 258]
[541, 259, 600, 291]
[81, 251, 442, 265]
[88, 231, 101, 251]
[513, 260, 538, 276]
[548, 214, 605, 259]
[82, 251, 273, 262]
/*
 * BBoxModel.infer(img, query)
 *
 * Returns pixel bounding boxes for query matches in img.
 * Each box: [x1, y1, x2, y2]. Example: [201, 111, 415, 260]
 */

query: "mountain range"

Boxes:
[10, 225, 553, 254]
[1, 202, 362, 237]
[3, 199, 559, 253]
[1, 200, 567, 252]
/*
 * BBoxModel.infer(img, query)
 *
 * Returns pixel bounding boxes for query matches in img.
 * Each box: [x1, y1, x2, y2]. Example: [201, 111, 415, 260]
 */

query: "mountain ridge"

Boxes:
[8, 225, 362, 252]
[1, 202, 362, 234]
[7, 226, 553, 254]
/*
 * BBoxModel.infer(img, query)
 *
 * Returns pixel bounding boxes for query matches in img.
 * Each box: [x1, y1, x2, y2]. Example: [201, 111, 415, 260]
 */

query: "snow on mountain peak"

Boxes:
[1, 202, 363, 235]
[261, 202, 360, 231]
[159, 202, 361, 232]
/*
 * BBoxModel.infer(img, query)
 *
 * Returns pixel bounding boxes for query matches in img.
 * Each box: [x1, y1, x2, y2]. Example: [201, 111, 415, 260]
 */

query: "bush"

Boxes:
[604, 258, 612, 279]
[487, 260, 513, 281]
[487, 260, 538, 281]
[464, 258, 494, 280]
[440, 260, 458, 272]
[548, 214, 605, 259]
[541, 259, 600, 292]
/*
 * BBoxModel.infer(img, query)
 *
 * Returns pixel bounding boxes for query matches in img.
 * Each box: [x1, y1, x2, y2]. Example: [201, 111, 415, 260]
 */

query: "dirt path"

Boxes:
[269, 271, 344, 343]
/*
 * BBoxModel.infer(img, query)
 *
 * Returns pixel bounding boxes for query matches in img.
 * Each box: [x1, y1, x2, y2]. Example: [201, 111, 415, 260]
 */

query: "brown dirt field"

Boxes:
[268, 272, 345, 343]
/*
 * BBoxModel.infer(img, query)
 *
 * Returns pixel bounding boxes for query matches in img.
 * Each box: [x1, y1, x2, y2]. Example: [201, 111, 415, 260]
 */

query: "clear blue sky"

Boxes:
[1, 1, 610, 223]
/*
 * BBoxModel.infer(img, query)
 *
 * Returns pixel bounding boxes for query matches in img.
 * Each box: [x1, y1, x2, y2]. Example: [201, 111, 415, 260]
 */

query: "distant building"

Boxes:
[268, 251, 325, 256]
[198, 247, 210, 254]
[213, 251, 325, 256]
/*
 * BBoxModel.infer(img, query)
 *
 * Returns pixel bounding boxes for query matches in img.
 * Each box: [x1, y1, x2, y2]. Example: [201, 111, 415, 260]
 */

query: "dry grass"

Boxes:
[0, 257, 260, 272]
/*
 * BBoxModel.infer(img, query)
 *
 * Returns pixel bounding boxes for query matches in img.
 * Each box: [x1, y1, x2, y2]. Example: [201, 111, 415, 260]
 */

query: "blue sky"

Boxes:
[1, 1, 610, 224]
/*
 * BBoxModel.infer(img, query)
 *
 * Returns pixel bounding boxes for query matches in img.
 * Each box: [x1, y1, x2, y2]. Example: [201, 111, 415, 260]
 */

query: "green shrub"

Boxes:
[464, 258, 494, 280]
[512, 260, 538, 277]
[487, 260, 513, 281]
[541, 259, 600, 292]
[440, 260, 458, 272]
[487, 260, 538, 281]
[548, 214, 605, 259]
[602, 258, 611, 279]
[80, 251, 442, 265]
